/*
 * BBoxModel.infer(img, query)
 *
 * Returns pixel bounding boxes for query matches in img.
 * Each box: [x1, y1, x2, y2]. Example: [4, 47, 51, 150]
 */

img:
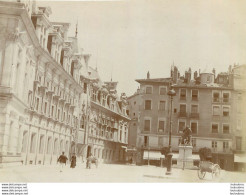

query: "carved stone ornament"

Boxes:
[7, 27, 25, 42]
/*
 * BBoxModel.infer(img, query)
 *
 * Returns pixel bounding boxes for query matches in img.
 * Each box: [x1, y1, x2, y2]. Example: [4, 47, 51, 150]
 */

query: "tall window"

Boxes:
[83, 83, 87, 93]
[223, 141, 229, 151]
[223, 124, 229, 134]
[80, 116, 85, 129]
[178, 121, 185, 133]
[159, 101, 165, 110]
[30, 133, 36, 153]
[47, 137, 52, 154]
[145, 100, 152, 110]
[39, 135, 44, 154]
[70, 62, 74, 77]
[223, 92, 229, 103]
[158, 120, 165, 132]
[192, 89, 198, 100]
[191, 122, 198, 134]
[54, 139, 58, 154]
[144, 119, 150, 131]
[159, 86, 166, 95]
[212, 106, 220, 116]
[36, 98, 39, 111]
[211, 124, 219, 133]
[180, 89, 186, 100]
[146, 86, 152, 94]
[22, 131, 28, 153]
[212, 141, 217, 149]
[180, 104, 186, 113]
[213, 92, 220, 102]
[222, 106, 229, 117]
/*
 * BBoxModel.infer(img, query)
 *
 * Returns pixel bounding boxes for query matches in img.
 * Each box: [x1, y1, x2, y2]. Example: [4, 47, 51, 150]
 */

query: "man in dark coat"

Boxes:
[57, 152, 68, 172]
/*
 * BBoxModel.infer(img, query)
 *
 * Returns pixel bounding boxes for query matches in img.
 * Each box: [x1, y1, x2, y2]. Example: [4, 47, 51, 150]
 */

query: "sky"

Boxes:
[37, 0, 246, 96]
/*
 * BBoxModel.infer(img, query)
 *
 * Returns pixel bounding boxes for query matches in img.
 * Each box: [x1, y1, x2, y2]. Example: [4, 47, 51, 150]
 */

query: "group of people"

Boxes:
[57, 152, 97, 172]
[57, 152, 77, 172]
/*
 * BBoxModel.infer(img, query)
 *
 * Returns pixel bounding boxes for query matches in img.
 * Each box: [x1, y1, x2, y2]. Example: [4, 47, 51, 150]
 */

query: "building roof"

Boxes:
[135, 78, 172, 84]
[88, 66, 103, 86]
[174, 80, 232, 89]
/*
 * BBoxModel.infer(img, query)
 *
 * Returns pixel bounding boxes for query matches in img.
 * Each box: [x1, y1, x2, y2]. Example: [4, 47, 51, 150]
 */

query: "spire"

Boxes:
[75, 19, 78, 38]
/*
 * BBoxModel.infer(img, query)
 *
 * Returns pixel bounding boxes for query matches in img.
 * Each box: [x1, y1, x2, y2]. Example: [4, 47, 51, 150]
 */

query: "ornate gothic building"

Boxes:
[0, 0, 129, 167]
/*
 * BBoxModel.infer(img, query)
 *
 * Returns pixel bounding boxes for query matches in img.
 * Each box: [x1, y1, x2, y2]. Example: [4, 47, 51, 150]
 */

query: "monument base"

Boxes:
[177, 145, 194, 169]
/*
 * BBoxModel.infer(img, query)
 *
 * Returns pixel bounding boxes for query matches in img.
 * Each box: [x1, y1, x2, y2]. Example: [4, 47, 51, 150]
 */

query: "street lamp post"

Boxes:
[166, 85, 176, 175]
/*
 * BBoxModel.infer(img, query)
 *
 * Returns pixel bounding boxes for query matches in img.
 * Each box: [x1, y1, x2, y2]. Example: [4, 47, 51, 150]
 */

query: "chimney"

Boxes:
[184, 71, 188, 83]
[147, 71, 150, 79]
[194, 71, 198, 79]
[187, 68, 192, 83]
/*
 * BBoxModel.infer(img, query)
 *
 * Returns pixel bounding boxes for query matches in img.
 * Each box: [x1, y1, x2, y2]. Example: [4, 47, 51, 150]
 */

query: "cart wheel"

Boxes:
[197, 169, 206, 179]
[212, 164, 220, 179]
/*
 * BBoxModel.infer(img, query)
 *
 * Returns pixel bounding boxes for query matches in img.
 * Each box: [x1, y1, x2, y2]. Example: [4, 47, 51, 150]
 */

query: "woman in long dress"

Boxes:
[70, 153, 76, 168]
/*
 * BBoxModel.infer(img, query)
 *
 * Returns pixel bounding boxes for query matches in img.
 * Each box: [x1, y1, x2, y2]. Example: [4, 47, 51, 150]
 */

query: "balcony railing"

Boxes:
[180, 96, 186, 100]
[213, 97, 231, 103]
[192, 96, 198, 101]
[189, 112, 199, 119]
[213, 98, 220, 103]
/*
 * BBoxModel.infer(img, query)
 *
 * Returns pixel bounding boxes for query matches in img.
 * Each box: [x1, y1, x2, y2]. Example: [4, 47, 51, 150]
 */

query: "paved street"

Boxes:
[0, 163, 245, 183]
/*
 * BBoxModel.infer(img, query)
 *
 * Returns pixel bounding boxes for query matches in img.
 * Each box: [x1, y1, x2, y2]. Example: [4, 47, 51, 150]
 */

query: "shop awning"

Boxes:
[143, 151, 164, 160]
[234, 154, 246, 163]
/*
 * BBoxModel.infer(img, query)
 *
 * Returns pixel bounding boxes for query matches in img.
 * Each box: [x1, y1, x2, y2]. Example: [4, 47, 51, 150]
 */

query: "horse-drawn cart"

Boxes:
[197, 161, 220, 179]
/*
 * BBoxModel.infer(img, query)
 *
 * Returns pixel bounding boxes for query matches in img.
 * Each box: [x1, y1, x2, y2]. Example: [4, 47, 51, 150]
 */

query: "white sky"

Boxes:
[37, 0, 246, 96]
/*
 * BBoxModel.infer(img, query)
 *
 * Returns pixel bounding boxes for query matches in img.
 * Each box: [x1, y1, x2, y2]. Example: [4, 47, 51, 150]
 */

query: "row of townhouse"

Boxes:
[127, 65, 246, 171]
[0, 0, 129, 167]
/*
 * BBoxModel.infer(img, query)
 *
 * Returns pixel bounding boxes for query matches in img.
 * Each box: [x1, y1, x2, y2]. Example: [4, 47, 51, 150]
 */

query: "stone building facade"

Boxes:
[87, 69, 130, 163]
[0, 1, 130, 167]
[231, 65, 246, 171]
[129, 65, 245, 171]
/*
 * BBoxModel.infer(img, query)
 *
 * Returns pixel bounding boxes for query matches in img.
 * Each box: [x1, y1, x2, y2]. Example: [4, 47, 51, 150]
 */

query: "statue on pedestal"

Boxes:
[180, 126, 192, 145]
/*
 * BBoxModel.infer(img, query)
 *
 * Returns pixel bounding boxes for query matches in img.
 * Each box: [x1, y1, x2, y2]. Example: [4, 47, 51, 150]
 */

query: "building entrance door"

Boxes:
[87, 146, 91, 158]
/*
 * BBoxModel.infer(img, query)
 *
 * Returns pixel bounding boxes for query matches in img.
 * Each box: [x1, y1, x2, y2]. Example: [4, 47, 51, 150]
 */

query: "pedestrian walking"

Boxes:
[70, 153, 76, 168]
[57, 152, 68, 172]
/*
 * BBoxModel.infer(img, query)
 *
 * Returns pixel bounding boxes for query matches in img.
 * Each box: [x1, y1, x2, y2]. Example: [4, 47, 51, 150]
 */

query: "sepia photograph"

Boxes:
[0, 0, 246, 187]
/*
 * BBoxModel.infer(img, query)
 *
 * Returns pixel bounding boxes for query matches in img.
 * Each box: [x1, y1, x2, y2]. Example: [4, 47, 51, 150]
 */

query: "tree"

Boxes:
[199, 147, 212, 161]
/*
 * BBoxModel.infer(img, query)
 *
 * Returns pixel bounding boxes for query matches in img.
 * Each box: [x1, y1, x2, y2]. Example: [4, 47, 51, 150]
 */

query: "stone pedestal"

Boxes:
[177, 145, 194, 169]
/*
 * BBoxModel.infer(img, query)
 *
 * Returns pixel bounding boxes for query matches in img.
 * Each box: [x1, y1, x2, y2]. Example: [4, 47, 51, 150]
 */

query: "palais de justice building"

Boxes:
[0, 0, 129, 167]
